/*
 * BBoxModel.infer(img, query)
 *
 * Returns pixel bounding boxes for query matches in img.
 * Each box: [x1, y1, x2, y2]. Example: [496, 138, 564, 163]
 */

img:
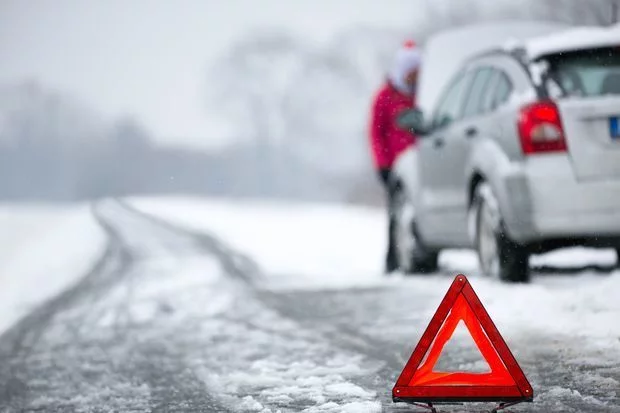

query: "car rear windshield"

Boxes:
[541, 47, 620, 98]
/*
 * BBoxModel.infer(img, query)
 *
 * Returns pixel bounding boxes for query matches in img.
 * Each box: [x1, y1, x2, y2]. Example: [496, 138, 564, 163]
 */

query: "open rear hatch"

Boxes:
[539, 46, 620, 181]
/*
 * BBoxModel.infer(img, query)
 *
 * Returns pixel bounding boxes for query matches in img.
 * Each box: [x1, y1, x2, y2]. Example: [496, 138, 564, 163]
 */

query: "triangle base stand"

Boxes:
[491, 400, 525, 413]
[394, 399, 525, 413]
[408, 402, 437, 413]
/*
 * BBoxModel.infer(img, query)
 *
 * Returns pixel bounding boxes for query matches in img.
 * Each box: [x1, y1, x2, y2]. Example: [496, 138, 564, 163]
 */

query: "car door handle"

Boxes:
[465, 127, 478, 138]
[433, 137, 445, 148]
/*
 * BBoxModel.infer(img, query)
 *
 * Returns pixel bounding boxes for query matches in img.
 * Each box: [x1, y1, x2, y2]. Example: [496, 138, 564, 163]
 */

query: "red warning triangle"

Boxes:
[392, 274, 533, 404]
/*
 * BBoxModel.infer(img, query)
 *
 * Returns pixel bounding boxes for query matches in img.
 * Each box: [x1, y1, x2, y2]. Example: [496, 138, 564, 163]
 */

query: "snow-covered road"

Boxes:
[0, 199, 618, 412]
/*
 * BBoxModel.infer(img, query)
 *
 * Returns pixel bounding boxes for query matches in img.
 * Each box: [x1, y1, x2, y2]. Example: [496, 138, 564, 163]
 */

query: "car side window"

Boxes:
[479, 69, 500, 113]
[490, 72, 512, 110]
[431, 71, 472, 130]
[462, 67, 494, 118]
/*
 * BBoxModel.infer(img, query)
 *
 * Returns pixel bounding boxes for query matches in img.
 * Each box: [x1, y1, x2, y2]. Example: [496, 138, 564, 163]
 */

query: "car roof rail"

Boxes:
[464, 46, 529, 66]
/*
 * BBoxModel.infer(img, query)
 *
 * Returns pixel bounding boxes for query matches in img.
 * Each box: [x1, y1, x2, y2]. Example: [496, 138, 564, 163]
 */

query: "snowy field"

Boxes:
[0, 203, 106, 334]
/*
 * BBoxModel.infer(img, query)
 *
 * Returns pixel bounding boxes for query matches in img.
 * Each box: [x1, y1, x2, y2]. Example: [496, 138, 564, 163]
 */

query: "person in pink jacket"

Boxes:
[369, 40, 421, 273]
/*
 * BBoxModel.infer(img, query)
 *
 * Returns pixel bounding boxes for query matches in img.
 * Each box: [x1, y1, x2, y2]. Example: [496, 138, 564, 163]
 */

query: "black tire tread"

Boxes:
[496, 225, 530, 283]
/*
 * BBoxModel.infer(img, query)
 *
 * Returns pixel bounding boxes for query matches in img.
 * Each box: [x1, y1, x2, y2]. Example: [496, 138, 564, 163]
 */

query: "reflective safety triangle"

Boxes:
[392, 274, 533, 403]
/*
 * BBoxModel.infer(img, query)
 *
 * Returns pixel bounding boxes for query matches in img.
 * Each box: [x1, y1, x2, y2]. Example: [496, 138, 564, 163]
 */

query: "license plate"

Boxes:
[611, 117, 620, 140]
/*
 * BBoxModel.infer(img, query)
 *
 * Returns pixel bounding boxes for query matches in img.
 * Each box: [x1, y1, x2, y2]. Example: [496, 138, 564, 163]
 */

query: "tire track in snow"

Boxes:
[123, 201, 415, 408]
[116, 200, 262, 286]
[120, 201, 388, 412]
[0, 200, 230, 412]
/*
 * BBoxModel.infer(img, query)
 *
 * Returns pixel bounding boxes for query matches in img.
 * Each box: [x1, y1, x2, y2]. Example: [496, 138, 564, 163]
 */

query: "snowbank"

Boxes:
[0, 203, 106, 334]
[130, 197, 387, 288]
[131, 196, 620, 350]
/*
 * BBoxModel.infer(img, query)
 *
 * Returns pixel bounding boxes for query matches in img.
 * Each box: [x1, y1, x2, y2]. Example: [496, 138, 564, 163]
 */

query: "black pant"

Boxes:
[379, 169, 399, 272]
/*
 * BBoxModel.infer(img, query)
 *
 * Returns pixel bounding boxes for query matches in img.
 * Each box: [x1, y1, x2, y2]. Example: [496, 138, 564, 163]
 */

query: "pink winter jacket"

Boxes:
[369, 82, 417, 169]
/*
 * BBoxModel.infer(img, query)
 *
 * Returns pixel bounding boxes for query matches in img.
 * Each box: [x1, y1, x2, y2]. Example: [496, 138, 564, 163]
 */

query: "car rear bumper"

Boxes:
[497, 155, 620, 245]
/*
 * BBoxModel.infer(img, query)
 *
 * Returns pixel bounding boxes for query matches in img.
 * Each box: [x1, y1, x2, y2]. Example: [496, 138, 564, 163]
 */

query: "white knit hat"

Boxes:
[388, 40, 422, 95]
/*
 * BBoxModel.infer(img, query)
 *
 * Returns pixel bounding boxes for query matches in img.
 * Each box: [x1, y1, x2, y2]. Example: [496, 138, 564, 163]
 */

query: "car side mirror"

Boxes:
[396, 108, 430, 136]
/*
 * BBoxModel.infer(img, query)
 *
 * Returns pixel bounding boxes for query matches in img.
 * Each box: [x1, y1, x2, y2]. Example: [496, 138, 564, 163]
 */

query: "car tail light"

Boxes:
[517, 100, 567, 155]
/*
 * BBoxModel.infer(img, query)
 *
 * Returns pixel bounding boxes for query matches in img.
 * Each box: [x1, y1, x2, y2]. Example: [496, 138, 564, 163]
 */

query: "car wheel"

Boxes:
[472, 183, 530, 283]
[393, 187, 439, 274]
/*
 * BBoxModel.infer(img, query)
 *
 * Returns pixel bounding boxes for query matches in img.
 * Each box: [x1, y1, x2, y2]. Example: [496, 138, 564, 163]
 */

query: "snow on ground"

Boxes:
[131, 196, 620, 351]
[131, 196, 389, 288]
[0, 203, 106, 334]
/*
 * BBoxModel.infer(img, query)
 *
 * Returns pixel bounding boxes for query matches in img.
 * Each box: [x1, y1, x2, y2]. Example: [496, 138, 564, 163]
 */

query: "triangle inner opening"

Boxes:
[434, 320, 491, 373]
[409, 294, 517, 387]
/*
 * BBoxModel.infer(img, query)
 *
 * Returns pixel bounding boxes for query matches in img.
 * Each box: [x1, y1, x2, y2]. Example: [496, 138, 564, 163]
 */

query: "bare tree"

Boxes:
[207, 32, 307, 196]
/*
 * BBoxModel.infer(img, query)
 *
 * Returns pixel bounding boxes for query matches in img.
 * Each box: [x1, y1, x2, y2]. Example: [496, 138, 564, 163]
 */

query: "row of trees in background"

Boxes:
[0, 82, 339, 202]
[0, 82, 145, 200]
[1, 0, 617, 203]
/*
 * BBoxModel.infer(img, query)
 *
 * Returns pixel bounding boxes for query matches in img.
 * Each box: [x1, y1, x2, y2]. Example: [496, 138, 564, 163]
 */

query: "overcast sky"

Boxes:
[0, 0, 418, 147]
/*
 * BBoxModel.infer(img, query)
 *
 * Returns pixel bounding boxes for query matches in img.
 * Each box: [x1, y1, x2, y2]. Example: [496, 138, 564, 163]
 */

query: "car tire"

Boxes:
[472, 182, 530, 283]
[393, 186, 439, 274]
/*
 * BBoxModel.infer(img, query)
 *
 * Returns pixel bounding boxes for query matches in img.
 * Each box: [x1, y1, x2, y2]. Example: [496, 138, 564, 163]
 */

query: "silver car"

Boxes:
[392, 25, 620, 282]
